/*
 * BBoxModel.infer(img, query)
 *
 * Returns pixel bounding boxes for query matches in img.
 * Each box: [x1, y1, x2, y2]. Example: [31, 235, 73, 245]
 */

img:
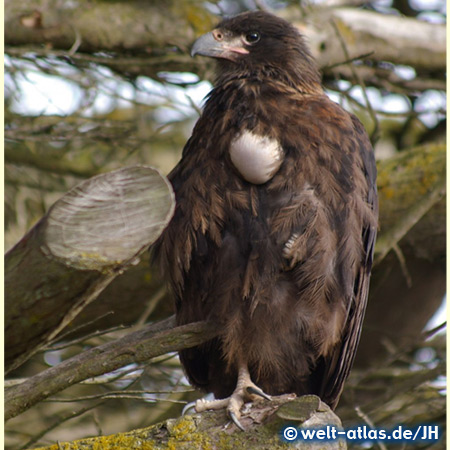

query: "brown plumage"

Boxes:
[153, 10, 378, 421]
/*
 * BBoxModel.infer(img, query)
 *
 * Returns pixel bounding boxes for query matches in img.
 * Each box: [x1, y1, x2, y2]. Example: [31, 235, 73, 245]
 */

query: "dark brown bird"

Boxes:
[153, 10, 378, 427]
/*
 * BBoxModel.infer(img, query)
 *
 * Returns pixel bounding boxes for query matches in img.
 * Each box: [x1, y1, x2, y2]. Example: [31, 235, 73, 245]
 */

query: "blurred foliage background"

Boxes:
[5, 0, 446, 449]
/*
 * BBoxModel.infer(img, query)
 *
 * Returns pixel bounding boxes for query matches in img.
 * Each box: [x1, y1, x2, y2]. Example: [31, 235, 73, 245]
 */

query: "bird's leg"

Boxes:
[194, 364, 271, 430]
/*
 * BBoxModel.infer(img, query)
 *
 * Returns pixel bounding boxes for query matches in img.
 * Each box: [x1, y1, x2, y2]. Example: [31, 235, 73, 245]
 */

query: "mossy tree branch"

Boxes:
[29, 395, 346, 450]
[374, 143, 446, 263]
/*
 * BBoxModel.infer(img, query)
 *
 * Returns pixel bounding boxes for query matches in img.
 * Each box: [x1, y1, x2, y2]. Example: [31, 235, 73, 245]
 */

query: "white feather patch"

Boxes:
[230, 131, 284, 184]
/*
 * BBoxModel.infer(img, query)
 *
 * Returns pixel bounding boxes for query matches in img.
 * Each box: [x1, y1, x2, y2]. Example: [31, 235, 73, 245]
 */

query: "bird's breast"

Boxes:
[229, 130, 284, 184]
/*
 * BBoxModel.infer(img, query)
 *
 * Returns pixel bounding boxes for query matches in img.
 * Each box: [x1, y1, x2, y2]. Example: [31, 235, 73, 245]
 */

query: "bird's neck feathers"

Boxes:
[284, 60, 323, 96]
[214, 48, 323, 96]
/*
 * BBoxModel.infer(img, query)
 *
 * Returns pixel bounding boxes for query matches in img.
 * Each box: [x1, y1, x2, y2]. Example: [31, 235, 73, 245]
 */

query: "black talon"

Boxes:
[229, 411, 245, 431]
[246, 386, 271, 401]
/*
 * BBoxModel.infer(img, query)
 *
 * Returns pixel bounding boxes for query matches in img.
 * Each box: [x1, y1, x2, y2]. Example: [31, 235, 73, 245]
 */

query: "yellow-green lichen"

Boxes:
[32, 430, 158, 450]
[166, 416, 213, 450]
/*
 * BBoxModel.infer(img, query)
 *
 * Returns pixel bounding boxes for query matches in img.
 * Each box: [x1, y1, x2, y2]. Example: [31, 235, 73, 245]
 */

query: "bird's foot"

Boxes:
[193, 367, 271, 431]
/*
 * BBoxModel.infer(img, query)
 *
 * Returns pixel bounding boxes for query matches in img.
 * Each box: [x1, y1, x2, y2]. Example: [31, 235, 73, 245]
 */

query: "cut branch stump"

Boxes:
[5, 165, 174, 374]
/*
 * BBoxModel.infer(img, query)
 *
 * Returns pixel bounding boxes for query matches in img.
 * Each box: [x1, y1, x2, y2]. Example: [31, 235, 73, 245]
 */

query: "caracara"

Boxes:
[153, 10, 378, 428]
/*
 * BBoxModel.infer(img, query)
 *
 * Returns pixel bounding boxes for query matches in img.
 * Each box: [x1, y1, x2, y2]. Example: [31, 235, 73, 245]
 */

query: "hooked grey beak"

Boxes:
[191, 31, 249, 61]
[191, 32, 221, 58]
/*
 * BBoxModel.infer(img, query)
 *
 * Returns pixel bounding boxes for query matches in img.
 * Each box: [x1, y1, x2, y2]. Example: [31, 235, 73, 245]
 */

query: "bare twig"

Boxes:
[423, 322, 446, 340]
[68, 28, 82, 56]
[17, 401, 104, 450]
[330, 19, 380, 144]
[5, 317, 219, 421]
[134, 286, 167, 328]
[43, 313, 119, 351]
[46, 390, 190, 403]
[355, 406, 388, 450]
[325, 51, 374, 70]
[392, 244, 412, 288]
[5, 46, 192, 68]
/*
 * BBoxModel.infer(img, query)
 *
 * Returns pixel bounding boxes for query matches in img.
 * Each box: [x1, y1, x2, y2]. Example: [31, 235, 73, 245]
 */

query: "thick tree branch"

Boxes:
[5, 143, 99, 178]
[5, 318, 220, 421]
[304, 7, 445, 72]
[5, 0, 213, 53]
[375, 143, 445, 262]
[28, 394, 346, 450]
[5, 1, 445, 82]
[5, 166, 174, 373]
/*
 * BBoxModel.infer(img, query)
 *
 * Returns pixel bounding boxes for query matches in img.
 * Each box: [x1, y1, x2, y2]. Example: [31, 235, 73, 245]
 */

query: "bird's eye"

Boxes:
[244, 31, 260, 44]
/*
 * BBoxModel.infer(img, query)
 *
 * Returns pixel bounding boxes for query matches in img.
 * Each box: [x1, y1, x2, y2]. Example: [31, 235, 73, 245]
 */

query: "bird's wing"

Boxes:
[318, 222, 377, 409]
[266, 96, 378, 408]
[316, 114, 378, 409]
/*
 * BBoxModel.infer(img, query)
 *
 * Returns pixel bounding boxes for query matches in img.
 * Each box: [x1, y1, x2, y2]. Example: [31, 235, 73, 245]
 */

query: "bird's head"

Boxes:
[191, 11, 322, 94]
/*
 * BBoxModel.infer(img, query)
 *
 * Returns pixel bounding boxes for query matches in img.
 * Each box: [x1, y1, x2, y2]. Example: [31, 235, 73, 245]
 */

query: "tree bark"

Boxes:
[5, 166, 174, 374]
[375, 143, 445, 262]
